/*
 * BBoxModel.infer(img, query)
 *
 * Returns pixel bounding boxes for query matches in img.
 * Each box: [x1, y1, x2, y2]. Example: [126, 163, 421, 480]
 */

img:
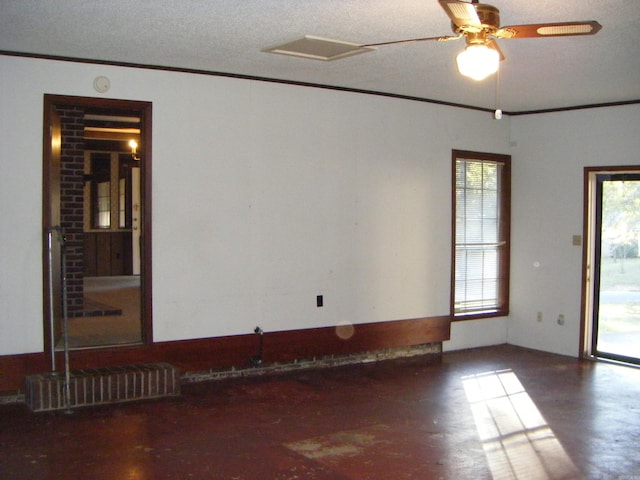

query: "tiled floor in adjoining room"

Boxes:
[1, 344, 639, 480]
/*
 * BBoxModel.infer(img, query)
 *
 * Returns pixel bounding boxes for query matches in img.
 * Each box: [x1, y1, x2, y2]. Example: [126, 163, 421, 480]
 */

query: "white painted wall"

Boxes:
[0, 54, 509, 356]
[444, 317, 509, 352]
[508, 104, 640, 356]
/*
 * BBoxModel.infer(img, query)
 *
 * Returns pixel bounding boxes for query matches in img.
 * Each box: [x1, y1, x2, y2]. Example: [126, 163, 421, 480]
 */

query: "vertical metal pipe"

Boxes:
[47, 230, 57, 374]
[60, 239, 73, 414]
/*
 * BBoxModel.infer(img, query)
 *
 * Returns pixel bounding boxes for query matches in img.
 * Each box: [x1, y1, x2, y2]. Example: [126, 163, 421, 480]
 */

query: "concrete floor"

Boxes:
[1, 344, 639, 479]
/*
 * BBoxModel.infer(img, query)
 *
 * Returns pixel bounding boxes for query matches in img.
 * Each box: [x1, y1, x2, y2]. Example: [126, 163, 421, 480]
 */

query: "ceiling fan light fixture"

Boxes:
[456, 43, 500, 81]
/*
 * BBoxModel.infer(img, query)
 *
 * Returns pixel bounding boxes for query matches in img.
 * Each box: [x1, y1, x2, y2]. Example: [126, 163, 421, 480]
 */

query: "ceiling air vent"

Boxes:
[264, 35, 374, 61]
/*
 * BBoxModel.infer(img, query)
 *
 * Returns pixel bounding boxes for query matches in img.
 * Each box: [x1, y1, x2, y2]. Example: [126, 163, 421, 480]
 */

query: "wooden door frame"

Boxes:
[42, 94, 153, 358]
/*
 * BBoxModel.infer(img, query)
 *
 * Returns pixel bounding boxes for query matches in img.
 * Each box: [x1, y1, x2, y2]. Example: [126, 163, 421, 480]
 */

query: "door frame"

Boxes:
[580, 165, 640, 361]
[42, 94, 153, 358]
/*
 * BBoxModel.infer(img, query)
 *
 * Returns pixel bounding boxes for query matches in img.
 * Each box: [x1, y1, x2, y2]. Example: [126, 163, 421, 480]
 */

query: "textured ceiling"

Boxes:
[1, 0, 639, 112]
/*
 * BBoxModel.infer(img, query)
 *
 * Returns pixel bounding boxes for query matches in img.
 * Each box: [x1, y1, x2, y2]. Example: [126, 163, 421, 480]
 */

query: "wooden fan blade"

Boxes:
[362, 34, 462, 48]
[487, 39, 505, 61]
[439, 0, 482, 28]
[495, 21, 602, 39]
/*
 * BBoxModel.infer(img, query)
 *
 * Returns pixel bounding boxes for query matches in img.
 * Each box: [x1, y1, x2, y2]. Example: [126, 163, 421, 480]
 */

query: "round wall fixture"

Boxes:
[93, 76, 111, 93]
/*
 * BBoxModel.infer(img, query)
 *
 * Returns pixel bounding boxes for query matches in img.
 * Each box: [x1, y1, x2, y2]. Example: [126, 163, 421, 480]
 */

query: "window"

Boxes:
[88, 153, 112, 229]
[85, 152, 134, 230]
[96, 180, 111, 228]
[452, 150, 510, 318]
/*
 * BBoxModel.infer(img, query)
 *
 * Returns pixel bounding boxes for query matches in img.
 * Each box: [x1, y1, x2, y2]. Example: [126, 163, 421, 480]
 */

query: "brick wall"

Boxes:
[24, 363, 181, 411]
[57, 105, 85, 316]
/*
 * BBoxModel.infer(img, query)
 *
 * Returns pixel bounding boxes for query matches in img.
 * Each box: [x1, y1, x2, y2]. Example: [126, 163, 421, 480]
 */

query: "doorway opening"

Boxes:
[583, 168, 640, 365]
[43, 95, 152, 355]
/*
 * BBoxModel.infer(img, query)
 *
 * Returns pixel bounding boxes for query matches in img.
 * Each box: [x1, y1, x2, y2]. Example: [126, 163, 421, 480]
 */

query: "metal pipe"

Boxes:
[46, 226, 73, 412]
[47, 229, 57, 374]
[250, 326, 264, 366]
[60, 236, 73, 415]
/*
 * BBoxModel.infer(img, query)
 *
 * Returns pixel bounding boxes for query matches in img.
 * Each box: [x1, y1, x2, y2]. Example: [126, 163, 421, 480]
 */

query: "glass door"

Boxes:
[592, 174, 640, 364]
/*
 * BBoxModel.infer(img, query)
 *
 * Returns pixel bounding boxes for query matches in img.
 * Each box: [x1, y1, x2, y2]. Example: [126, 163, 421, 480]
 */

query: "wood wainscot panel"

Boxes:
[0, 315, 450, 393]
[261, 316, 451, 362]
[83, 231, 133, 276]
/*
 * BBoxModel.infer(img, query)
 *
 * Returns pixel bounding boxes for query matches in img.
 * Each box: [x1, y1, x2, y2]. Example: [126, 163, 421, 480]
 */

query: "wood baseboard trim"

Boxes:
[0, 315, 450, 393]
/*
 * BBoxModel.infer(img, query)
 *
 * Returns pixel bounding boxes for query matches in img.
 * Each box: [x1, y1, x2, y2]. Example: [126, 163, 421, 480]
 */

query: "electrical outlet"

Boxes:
[557, 314, 565, 326]
[536, 312, 543, 322]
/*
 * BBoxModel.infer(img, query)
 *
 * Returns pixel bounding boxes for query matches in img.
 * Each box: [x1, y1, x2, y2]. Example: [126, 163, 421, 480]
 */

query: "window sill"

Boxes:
[452, 310, 508, 321]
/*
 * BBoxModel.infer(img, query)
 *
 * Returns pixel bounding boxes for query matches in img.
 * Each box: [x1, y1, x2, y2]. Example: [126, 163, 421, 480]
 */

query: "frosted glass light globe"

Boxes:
[456, 44, 500, 81]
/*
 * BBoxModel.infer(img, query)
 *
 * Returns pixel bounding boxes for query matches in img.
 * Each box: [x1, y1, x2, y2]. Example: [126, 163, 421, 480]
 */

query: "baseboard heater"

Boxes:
[24, 363, 180, 412]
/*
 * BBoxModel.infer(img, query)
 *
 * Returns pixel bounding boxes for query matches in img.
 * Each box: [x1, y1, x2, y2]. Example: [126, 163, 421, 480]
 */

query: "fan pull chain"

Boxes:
[494, 68, 502, 120]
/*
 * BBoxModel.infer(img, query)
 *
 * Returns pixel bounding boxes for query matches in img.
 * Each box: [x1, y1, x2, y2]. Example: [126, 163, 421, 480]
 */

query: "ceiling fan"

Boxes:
[362, 0, 602, 80]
